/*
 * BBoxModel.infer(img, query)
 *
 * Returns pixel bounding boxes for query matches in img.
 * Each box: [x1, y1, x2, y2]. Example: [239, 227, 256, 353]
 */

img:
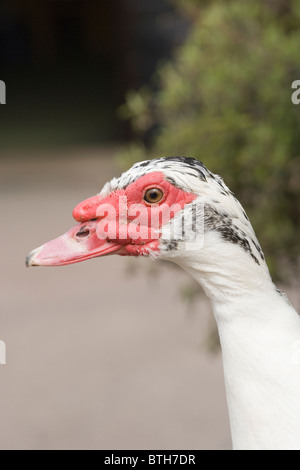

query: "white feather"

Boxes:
[104, 157, 300, 450]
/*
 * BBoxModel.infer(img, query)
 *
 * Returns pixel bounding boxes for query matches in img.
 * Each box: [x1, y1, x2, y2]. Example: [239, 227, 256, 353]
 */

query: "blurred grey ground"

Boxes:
[1, 146, 235, 449]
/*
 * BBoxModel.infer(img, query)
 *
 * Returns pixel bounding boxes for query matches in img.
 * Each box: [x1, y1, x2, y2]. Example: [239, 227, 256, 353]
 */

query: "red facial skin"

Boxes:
[26, 172, 196, 266]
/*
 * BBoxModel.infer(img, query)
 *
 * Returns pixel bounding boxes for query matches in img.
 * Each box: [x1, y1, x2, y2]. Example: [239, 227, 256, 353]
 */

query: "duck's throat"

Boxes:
[170, 239, 300, 449]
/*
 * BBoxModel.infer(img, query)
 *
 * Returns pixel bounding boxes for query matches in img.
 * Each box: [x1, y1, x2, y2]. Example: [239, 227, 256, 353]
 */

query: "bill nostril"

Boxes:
[76, 229, 90, 239]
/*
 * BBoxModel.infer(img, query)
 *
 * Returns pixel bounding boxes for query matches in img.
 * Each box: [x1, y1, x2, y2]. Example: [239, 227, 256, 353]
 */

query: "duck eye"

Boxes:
[144, 188, 164, 204]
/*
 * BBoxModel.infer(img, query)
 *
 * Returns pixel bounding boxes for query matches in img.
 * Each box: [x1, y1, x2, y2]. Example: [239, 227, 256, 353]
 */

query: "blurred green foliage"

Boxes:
[118, 0, 300, 281]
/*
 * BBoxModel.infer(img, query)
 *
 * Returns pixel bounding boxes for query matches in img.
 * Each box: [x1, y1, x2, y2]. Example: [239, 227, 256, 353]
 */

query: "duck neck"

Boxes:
[176, 243, 300, 450]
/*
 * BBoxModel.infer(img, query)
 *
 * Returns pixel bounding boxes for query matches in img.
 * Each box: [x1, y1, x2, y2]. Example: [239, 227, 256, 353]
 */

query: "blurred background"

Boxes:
[1, 0, 300, 450]
[0, 0, 189, 147]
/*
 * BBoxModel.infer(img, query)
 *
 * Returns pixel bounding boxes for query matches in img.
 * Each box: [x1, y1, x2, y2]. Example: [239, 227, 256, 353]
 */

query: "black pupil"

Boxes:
[149, 190, 158, 200]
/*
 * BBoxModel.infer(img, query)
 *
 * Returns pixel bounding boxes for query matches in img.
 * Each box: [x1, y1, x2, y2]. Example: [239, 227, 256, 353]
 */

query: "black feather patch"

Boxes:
[204, 205, 261, 265]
